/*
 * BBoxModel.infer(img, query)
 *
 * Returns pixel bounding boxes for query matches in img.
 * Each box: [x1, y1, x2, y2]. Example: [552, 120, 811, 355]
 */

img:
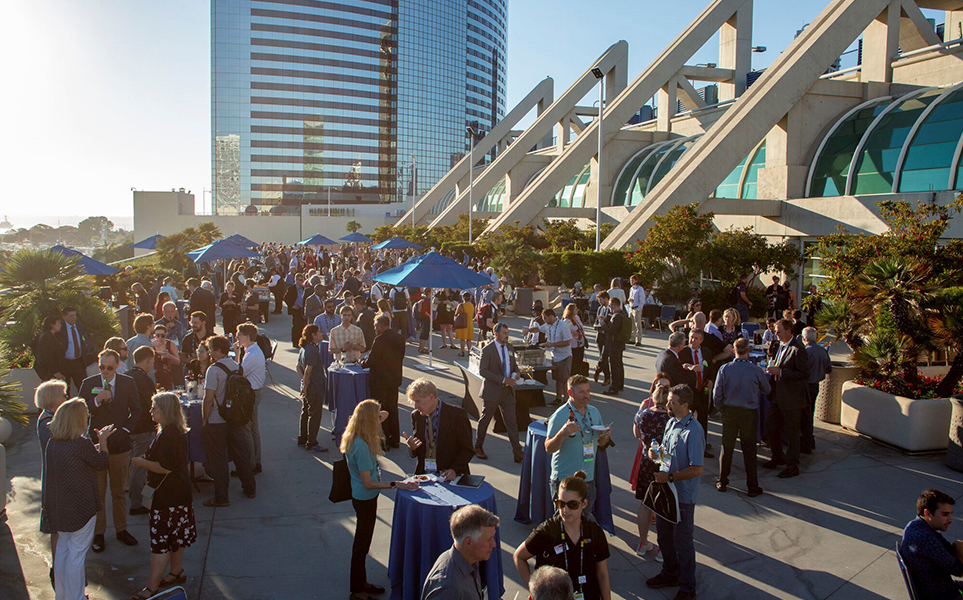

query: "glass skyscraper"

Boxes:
[211, 0, 507, 215]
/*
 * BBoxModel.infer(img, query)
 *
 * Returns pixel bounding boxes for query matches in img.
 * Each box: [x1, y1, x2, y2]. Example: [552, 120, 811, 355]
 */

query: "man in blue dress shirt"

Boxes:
[900, 489, 963, 599]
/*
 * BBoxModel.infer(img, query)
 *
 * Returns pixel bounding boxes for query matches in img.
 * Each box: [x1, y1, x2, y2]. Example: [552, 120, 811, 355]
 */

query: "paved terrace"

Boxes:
[2, 314, 960, 600]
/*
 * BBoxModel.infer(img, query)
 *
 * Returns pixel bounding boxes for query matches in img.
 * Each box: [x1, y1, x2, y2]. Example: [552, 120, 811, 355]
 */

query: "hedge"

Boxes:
[539, 250, 631, 288]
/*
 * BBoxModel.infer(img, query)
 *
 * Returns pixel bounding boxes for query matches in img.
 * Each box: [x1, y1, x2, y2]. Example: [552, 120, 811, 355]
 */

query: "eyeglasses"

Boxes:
[99, 365, 116, 371]
[555, 499, 582, 510]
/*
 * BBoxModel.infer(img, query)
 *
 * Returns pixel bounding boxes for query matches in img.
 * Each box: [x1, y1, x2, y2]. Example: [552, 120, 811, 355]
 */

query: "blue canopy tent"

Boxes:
[129, 234, 163, 250]
[340, 232, 373, 243]
[370, 236, 424, 251]
[50, 245, 119, 276]
[188, 239, 261, 264]
[298, 234, 339, 246]
[224, 233, 260, 249]
[373, 251, 492, 370]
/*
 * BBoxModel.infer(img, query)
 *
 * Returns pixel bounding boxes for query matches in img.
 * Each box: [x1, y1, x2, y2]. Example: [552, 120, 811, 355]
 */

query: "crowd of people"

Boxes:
[25, 239, 957, 600]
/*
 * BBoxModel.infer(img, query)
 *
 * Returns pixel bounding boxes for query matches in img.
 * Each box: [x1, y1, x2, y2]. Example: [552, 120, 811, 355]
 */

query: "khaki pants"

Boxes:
[95, 451, 130, 535]
[630, 307, 644, 343]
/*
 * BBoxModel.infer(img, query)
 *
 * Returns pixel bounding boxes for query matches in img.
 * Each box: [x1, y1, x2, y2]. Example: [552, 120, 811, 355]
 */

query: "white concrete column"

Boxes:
[946, 10, 963, 42]
[862, 0, 901, 83]
[657, 77, 679, 132]
[719, 3, 753, 101]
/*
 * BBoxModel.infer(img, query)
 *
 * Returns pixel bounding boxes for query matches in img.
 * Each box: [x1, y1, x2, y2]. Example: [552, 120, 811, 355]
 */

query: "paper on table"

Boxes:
[418, 483, 474, 507]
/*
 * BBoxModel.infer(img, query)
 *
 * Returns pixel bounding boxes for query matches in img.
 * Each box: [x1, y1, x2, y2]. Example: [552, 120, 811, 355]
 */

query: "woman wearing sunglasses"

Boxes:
[513, 471, 611, 600]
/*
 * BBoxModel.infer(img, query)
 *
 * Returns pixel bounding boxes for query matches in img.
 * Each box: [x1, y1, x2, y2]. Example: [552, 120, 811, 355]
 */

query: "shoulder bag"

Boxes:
[329, 454, 352, 503]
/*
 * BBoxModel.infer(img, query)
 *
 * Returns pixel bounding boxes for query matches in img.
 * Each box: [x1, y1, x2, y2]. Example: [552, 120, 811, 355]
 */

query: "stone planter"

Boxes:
[840, 381, 953, 452]
[948, 396, 963, 472]
[9, 367, 41, 415]
[814, 362, 859, 424]
[513, 287, 534, 315]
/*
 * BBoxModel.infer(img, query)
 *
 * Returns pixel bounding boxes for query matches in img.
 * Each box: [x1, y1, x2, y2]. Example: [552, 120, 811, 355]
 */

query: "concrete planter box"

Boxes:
[948, 396, 963, 472]
[840, 381, 952, 452]
[814, 362, 859, 424]
[9, 368, 41, 415]
[513, 288, 534, 315]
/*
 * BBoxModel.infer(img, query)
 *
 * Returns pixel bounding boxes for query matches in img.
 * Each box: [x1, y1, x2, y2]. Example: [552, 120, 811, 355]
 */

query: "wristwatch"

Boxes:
[668, 473, 675, 483]
[390, 481, 397, 488]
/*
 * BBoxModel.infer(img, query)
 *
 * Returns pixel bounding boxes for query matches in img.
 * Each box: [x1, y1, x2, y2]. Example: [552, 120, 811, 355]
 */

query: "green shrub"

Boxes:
[539, 251, 630, 287]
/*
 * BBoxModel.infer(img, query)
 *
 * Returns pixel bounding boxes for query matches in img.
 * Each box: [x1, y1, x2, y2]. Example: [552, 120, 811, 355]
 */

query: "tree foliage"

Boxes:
[346, 220, 362, 233]
[78, 216, 114, 244]
[155, 222, 221, 272]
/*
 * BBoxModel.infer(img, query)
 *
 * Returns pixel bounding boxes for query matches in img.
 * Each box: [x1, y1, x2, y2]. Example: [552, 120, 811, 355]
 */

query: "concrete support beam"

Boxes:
[397, 76, 554, 227]
[718, 3, 753, 100]
[677, 76, 708, 111]
[428, 41, 629, 227]
[658, 78, 680, 131]
[900, 0, 943, 51]
[863, 0, 902, 83]
[603, 0, 895, 250]
[946, 10, 963, 41]
[677, 65, 737, 82]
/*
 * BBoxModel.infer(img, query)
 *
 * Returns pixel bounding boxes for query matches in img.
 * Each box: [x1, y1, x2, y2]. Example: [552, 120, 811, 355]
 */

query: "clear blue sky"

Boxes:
[0, 0, 944, 220]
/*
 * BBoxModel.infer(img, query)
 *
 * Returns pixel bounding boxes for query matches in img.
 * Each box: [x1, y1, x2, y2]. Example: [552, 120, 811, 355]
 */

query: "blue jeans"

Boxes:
[736, 304, 750, 324]
[656, 502, 696, 593]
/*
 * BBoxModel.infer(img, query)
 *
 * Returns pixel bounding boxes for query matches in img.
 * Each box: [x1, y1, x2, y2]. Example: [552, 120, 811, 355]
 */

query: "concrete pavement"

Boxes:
[2, 312, 959, 599]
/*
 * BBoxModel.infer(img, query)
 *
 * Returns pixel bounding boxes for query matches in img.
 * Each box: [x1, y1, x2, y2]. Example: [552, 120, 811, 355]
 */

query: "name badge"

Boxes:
[481, 587, 488, 600]
[554, 544, 565, 554]
[583, 442, 595, 462]
[578, 575, 587, 584]
[425, 458, 437, 473]
[574, 594, 584, 600]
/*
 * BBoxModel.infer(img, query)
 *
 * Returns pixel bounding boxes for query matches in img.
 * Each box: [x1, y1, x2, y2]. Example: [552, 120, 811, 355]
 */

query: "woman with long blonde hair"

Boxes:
[341, 400, 417, 600]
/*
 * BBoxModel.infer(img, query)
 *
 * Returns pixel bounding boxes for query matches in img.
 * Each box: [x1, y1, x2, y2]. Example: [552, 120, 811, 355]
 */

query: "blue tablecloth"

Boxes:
[180, 400, 206, 464]
[514, 421, 614, 534]
[320, 340, 334, 370]
[389, 482, 504, 600]
[326, 364, 370, 442]
[748, 350, 767, 365]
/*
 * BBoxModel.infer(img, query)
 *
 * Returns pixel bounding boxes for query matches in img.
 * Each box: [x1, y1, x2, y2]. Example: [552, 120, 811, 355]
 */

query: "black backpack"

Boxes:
[214, 363, 256, 426]
[392, 288, 407, 310]
[256, 333, 273, 360]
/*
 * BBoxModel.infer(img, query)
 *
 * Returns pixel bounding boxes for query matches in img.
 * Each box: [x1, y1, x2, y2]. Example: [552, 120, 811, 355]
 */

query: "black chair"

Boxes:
[895, 541, 920, 600]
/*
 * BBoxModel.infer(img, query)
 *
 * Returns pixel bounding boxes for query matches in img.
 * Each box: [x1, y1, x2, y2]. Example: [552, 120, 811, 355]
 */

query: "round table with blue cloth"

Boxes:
[388, 482, 504, 600]
[514, 421, 615, 534]
[325, 363, 370, 443]
[320, 340, 334, 370]
[179, 399, 206, 464]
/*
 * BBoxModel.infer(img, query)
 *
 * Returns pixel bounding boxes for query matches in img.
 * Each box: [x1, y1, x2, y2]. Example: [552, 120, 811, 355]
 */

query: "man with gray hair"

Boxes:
[802, 327, 831, 455]
[655, 331, 696, 388]
[530, 566, 574, 600]
[422, 505, 500, 600]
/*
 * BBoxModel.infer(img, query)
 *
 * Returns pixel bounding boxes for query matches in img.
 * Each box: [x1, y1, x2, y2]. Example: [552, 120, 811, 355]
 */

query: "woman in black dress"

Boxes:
[34, 314, 65, 382]
[129, 392, 197, 599]
[513, 472, 612, 600]
[219, 280, 241, 336]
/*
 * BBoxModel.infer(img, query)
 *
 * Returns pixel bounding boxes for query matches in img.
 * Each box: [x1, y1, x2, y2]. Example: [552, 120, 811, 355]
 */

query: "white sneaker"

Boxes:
[654, 547, 663, 562]
[636, 541, 655, 557]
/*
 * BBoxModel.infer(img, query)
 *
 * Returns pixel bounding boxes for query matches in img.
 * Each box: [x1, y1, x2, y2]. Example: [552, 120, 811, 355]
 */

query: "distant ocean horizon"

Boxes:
[0, 214, 134, 231]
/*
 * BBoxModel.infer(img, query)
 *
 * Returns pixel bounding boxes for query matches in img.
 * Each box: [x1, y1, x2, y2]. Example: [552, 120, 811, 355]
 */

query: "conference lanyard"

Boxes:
[559, 519, 587, 596]
[567, 401, 595, 462]
[661, 414, 694, 472]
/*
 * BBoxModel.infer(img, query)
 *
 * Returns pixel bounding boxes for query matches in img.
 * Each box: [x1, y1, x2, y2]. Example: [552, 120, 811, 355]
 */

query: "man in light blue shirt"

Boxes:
[544, 374, 611, 517]
[646, 384, 704, 600]
[713, 338, 771, 497]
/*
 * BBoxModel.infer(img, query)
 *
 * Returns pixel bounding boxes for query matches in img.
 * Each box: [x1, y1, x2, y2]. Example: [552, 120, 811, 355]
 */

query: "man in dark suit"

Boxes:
[361, 314, 405, 448]
[763, 318, 811, 479]
[403, 378, 474, 480]
[56, 305, 93, 395]
[284, 272, 307, 347]
[79, 348, 141, 553]
[187, 278, 217, 331]
[679, 329, 714, 458]
[354, 295, 376, 350]
[476, 323, 524, 462]
[655, 331, 696, 388]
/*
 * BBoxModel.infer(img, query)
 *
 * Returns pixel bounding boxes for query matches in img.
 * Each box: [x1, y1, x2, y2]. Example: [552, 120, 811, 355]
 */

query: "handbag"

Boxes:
[643, 480, 680, 524]
[142, 473, 169, 506]
[454, 308, 468, 330]
[329, 454, 352, 503]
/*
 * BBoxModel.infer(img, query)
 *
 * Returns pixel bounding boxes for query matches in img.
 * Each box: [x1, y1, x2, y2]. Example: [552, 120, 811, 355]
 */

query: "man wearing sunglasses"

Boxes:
[79, 348, 141, 553]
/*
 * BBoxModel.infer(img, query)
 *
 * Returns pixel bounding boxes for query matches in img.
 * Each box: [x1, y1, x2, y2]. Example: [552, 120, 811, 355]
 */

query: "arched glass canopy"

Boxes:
[807, 82, 963, 197]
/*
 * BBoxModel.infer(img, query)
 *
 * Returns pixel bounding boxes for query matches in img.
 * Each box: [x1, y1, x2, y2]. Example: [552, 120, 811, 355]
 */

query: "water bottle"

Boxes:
[650, 440, 661, 465]
[568, 408, 578, 437]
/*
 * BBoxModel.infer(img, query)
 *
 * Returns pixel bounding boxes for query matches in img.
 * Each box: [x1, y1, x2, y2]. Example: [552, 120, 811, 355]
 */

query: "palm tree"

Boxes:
[346, 220, 362, 233]
[0, 369, 27, 426]
[195, 222, 222, 245]
[814, 298, 864, 353]
[156, 232, 194, 272]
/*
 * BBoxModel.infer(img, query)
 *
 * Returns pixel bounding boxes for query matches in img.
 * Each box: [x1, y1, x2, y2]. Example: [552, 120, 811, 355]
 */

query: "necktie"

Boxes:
[71, 325, 81, 360]
[695, 349, 702, 388]
[501, 344, 509, 378]
[426, 414, 436, 459]
[104, 380, 111, 392]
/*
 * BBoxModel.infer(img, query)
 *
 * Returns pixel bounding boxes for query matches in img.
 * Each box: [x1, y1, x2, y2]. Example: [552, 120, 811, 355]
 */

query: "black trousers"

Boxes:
[596, 332, 609, 379]
[271, 284, 285, 313]
[351, 496, 378, 593]
[62, 358, 87, 395]
[766, 400, 801, 466]
[291, 309, 305, 346]
[719, 406, 759, 490]
[373, 384, 400, 446]
[802, 383, 819, 452]
[299, 384, 323, 447]
[693, 389, 710, 444]
[608, 341, 625, 390]
[202, 421, 256, 503]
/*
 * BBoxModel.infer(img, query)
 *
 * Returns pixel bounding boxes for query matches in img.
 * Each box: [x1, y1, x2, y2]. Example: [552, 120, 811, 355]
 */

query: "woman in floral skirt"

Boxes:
[130, 392, 197, 599]
[629, 376, 671, 560]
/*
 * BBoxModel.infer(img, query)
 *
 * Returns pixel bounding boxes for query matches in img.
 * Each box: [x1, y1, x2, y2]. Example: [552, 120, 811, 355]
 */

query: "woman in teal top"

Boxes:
[340, 400, 418, 600]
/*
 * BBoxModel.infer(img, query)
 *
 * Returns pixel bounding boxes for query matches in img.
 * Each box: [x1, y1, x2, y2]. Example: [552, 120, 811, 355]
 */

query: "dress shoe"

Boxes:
[762, 459, 786, 470]
[203, 498, 231, 508]
[129, 506, 149, 516]
[602, 388, 619, 396]
[244, 490, 257, 499]
[715, 481, 727, 492]
[116, 530, 139, 546]
[704, 450, 715, 459]
[645, 573, 679, 589]
[514, 453, 524, 463]
[474, 447, 488, 460]
[673, 592, 697, 600]
[593, 367, 600, 382]
[364, 583, 386, 595]
[91, 534, 106, 553]
[635, 342, 642, 347]
[253, 463, 263, 474]
[747, 487, 764, 498]
[778, 466, 800, 478]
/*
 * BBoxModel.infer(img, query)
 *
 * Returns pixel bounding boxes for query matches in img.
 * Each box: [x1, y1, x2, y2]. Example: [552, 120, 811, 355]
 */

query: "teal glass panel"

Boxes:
[571, 167, 591, 208]
[612, 149, 651, 206]
[715, 155, 747, 199]
[477, 177, 505, 212]
[740, 141, 766, 199]
[632, 142, 675, 204]
[809, 99, 891, 197]
[650, 140, 693, 192]
[852, 91, 940, 195]
[899, 88, 963, 192]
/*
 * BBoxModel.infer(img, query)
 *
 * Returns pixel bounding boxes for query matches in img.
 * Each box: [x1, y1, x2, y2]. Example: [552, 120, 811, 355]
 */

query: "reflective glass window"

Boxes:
[809, 99, 891, 197]
[740, 140, 766, 199]
[899, 87, 963, 193]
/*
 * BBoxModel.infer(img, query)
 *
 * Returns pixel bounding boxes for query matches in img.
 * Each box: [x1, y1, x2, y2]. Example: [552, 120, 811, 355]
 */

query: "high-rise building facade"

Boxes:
[211, 0, 507, 214]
